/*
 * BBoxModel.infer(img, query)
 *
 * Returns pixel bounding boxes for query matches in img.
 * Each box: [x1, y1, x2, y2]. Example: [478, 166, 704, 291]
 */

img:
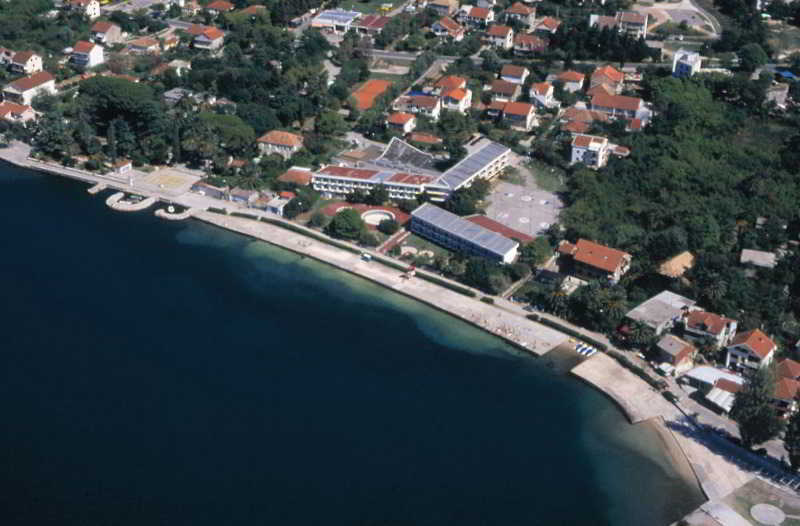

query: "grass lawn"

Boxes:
[527, 160, 566, 193]
[403, 233, 451, 258]
[367, 72, 408, 82]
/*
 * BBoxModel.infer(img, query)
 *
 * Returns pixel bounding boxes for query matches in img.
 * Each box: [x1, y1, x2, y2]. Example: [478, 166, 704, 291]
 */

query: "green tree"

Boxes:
[326, 208, 365, 240]
[730, 367, 783, 449]
[738, 43, 768, 72]
[310, 211, 329, 228]
[785, 408, 800, 471]
[366, 184, 389, 206]
[377, 218, 399, 235]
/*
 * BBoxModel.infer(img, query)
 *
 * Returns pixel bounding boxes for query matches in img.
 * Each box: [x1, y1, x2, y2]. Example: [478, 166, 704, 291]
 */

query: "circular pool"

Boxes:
[362, 210, 395, 226]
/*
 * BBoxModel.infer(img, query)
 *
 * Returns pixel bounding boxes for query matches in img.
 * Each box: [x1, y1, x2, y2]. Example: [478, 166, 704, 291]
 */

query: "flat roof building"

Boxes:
[625, 290, 696, 336]
[410, 203, 519, 263]
[311, 9, 361, 33]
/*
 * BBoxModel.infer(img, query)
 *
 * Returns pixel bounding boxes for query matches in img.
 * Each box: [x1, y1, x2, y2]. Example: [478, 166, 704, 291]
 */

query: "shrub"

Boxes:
[480, 296, 494, 304]
[377, 218, 400, 235]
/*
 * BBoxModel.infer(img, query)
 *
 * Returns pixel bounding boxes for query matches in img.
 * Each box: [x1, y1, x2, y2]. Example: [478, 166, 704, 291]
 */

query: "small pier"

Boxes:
[106, 192, 157, 212]
[87, 183, 107, 195]
[155, 206, 196, 221]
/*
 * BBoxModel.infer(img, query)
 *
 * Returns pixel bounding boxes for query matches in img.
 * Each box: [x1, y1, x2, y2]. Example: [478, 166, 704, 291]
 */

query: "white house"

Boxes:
[407, 95, 442, 121]
[71, 40, 104, 68]
[432, 16, 465, 40]
[10, 51, 43, 75]
[3, 71, 56, 105]
[0, 101, 36, 123]
[548, 70, 585, 93]
[193, 27, 225, 50]
[68, 0, 101, 19]
[682, 310, 738, 348]
[441, 87, 472, 113]
[624, 290, 695, 335]
[672, 49, 702, 78]
[464, 6, 494, 27]
[505, 2, 535, 26]
[386, 112, 417, 134]
[530, 82, 558, 109]
[725, 329, 777, 370]
[90, 21, 123, 44]
[570, 134, 610, 168]
[502, 101, 536, 131]
[486, 24, 514, 50]
[500, 64, 529, 85]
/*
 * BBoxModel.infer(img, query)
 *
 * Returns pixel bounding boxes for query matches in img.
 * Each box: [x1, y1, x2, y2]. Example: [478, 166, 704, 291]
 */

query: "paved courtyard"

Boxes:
[485, 170, 563, 238]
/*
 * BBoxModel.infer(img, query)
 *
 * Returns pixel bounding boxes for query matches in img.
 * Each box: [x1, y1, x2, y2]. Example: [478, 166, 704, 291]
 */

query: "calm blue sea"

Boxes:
[0, 163, 703, 525]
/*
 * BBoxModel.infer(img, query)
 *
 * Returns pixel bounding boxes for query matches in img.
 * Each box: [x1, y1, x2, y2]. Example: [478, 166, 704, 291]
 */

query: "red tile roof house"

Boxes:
[724, 328, 777, 371]
[432, 16, 465, 41]
[90, 21, 123, 44]
[257, 130, 304, 159]
[560, 105, 609, 133]
[590, 65, 624, 94]
[434, 75, 467, 93]
[529, 81, 558, 109]
[502, 101, 537, 131]
[0, 101, 36, 123]
[464, 7, 494, 27]
[558, 238, 632, 283]
[486, 24, 514, 50]
[277, 167, 314, 186]
[490, 79, 520, 102]
[441, 87, 472, 113]
[500, 64, 529, 85]
[590, 93, 647, 121]
[3, 71, 56, 105]
[505, 2, 536, 26]
[204, 0, 234, 15]
[70, 40, 104, 69]
[10, 51, 43, 75]
[773, 377, 800, 418]
[534, 16, 561, 34]
[0, 47, 16, 66]
[193, 26, 225, 50]
[355, 14, 391, 35]
[570, 134, 610, 169]
[129, 37, 161, 54]
[548, 70, 585, 93]
[386, 112, 417, 134]
[682, 310, 738, 348]
[406, 95, 442, 120]
[656, 334, 697, 376]
[513, 33, 547, 55]
[778, 358, 800, 381]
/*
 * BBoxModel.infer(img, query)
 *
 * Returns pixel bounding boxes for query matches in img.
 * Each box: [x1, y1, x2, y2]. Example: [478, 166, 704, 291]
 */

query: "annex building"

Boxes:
[312, 137, 510, 202]
[410, 203, 519, 263]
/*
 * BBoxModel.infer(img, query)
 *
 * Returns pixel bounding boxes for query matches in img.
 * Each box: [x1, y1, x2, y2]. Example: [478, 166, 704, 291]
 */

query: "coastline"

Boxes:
[0, 147, 745, 515]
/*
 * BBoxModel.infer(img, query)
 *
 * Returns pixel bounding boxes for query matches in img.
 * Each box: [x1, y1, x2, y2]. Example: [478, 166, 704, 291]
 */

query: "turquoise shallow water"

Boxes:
[0, 164, 703, 525]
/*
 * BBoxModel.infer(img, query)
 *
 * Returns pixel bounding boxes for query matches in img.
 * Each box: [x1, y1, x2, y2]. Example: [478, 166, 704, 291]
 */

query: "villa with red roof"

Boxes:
[505, 2, 535, 26]
[725, 329, 777, 370]
[682, 311, 738, 348]
[513, 33, 547, 55]
[432, 16, 465, 41]
[71, 40, 104, 68]
[558, 238, 632, 283]
[530, 82, 558, 109]
[465, 7, 494, 27]
[590, 65, 625, 94]
[534, 16, 561, 34]
[10, 51, 42, 75]
[91, 21, 122, 44]
[441, 87, 472, 113]
[257, 130, 304, 159]
[386, 112, 417, 134]
[435, 75, 467, 92]
[486, 24, 514, 50]
[590, 93, 648, 121]
[205, 0, 234, 14]
[193, 26, 225, 50]
[500, 64, 529, 85]
[0, 101, 36, 123]
[548, 70, 585, 93]
[502, 101, 537, 131]
[3, 71, 56, 105]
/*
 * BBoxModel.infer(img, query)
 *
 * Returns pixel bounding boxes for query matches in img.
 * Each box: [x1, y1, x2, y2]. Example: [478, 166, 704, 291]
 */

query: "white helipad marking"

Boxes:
[519, 217, 529, 224]
[520, 195, 532, 202]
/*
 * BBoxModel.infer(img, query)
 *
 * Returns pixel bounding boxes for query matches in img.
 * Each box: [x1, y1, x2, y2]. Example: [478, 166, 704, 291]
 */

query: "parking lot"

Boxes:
[484, 169, 563, 238]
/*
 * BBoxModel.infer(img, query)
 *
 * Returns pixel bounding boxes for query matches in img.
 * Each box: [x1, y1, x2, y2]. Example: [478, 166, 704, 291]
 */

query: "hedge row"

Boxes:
[260, 218, 362, 255]
[207, 206, 227, 214]
[230, 211, 258, 220]
[416, 272, 477, 297]
[481, 296, 494, 304]
[525, 314, 608, 352]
